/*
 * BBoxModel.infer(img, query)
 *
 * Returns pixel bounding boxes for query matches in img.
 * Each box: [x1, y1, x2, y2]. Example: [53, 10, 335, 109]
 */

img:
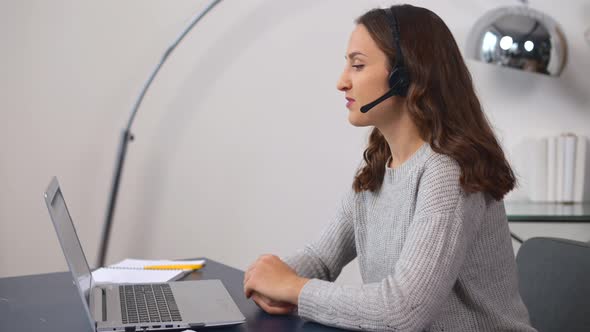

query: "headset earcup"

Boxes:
[388, 66, 410, 96]
[388, 67, 400, 88]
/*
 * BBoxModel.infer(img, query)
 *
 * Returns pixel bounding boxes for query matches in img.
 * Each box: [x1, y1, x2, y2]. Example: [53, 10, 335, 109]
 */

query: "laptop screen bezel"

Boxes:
[44, 176, 96, 331]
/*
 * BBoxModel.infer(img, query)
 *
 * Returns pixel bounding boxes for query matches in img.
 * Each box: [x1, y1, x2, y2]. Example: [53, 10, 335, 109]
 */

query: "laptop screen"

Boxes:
[44, 177, 94, 308]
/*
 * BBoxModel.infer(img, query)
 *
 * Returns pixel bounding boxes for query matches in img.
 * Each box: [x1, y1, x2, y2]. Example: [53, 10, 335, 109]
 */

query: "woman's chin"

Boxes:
[348, 112, 371, 127]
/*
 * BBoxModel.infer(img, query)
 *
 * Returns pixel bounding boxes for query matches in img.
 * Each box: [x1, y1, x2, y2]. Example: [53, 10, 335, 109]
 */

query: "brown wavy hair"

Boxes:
[352, 5, 515, 200]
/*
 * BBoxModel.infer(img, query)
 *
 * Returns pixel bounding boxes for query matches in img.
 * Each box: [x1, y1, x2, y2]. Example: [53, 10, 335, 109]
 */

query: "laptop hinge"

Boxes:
[102, 288, 107, 322]
[90, 287, 106, 322]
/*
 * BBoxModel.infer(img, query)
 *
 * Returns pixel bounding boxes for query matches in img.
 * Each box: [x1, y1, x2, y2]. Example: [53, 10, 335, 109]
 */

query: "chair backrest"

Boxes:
[516, 237, 590, 332]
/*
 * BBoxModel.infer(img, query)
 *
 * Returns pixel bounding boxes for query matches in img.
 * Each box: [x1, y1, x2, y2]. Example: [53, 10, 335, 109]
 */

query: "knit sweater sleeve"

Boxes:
[282, 190, 357, 281]
[296, 160, 484, 331]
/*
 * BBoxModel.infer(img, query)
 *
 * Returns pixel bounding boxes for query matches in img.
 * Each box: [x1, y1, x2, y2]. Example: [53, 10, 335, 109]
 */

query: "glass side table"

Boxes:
[506, 201, 590, 222]
[505, 201, 590, 243]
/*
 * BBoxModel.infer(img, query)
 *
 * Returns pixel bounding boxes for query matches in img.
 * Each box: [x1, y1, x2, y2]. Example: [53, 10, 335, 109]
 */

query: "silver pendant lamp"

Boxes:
[466, 0, 567, 76]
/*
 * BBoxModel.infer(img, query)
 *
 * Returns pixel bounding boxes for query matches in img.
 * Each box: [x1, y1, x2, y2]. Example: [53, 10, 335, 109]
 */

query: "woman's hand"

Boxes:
[243, 254, 309, 307]
[251, 292, 297, 315]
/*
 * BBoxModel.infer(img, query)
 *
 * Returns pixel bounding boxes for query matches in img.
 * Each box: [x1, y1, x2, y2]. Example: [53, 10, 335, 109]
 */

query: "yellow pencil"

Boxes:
[144, 264, 204, 270]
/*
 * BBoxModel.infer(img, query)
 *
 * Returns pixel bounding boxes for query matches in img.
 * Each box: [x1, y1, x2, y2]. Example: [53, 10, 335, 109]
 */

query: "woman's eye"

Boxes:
[352, 64, 365, 70]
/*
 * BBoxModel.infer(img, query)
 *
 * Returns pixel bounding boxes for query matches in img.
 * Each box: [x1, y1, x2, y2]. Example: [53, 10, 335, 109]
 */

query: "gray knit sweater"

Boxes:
[284, 143, 535, 331]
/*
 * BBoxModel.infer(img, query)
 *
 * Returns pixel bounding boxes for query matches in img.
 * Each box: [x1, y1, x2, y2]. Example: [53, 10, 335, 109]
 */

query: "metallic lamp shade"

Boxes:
[466, 6, 567, 76]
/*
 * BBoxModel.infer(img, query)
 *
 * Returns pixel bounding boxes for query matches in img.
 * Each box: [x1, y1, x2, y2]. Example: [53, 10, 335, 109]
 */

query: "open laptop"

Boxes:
[44, 176, 245, 332]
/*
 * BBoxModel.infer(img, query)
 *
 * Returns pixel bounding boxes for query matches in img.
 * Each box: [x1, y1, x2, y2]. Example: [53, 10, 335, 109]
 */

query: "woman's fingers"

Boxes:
[243, 269, 250, 286]
[254, 293, 288, 308]
[243, 261, 259, 298]
[244, 255, 300, 304]
[243, 262, 256, 283]
[244, 278, 254, 298]
[251, 293, 294, 315]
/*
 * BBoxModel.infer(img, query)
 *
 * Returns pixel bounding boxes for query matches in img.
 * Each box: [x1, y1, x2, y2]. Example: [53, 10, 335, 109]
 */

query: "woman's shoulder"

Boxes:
[420, 148, 461, 187]
[423, 148, 460, 173]
[414, 149, 465, 216]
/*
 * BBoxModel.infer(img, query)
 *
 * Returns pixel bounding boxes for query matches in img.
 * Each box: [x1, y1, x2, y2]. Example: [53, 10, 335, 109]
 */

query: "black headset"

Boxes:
[384, 7, 410, 96]
[360, 7, 411, 113]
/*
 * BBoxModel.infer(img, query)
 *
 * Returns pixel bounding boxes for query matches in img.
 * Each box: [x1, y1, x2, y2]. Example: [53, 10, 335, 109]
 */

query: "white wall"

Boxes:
[1, 0, 589, 281]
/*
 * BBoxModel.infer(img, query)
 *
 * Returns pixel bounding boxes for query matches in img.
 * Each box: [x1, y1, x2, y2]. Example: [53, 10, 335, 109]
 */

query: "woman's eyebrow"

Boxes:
[344, 51, 368, 60]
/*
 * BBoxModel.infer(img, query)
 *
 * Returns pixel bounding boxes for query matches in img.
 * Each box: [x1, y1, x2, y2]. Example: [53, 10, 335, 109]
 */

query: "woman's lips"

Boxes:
[346, 98, 355, 108]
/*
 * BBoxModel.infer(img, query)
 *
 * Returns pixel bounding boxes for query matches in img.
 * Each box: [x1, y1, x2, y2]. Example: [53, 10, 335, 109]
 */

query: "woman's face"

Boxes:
[337, 24, 398, 127]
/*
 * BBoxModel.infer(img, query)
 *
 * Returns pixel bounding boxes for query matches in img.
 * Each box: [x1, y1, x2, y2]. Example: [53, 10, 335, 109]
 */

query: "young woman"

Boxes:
[243, 5, 536, 331]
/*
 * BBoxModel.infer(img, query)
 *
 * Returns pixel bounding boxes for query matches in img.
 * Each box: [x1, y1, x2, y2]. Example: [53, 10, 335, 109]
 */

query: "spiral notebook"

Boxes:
[92, 258, 206, 285]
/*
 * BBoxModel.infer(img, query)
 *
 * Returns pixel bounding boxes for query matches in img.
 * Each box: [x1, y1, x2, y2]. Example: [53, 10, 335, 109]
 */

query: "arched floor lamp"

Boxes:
[97, 0, 223, 267]
[466, 1, 567, 244]
[466, 1, 567, 77]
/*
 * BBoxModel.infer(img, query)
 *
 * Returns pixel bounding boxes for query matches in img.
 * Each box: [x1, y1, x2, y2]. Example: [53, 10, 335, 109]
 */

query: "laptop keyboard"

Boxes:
[119, 284, 183, 324]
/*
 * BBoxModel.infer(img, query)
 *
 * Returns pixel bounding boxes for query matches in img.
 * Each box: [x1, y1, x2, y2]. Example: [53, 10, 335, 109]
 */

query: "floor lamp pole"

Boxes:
[97, 0, 224, 267]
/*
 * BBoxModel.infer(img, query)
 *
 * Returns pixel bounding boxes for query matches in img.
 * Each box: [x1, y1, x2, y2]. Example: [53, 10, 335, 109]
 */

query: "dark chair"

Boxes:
[516, 237, 590, 332]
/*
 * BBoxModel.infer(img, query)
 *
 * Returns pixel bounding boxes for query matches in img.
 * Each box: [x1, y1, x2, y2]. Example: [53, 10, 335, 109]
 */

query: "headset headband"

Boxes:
[384, 8, 405, 67]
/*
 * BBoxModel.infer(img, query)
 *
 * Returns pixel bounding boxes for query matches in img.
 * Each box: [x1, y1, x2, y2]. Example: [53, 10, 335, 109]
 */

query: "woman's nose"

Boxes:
[336, 71, 351, 91]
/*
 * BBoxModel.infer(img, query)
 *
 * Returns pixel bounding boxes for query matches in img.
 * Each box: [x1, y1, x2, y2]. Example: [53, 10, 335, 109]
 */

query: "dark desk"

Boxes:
[0, 258, 344, 332]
